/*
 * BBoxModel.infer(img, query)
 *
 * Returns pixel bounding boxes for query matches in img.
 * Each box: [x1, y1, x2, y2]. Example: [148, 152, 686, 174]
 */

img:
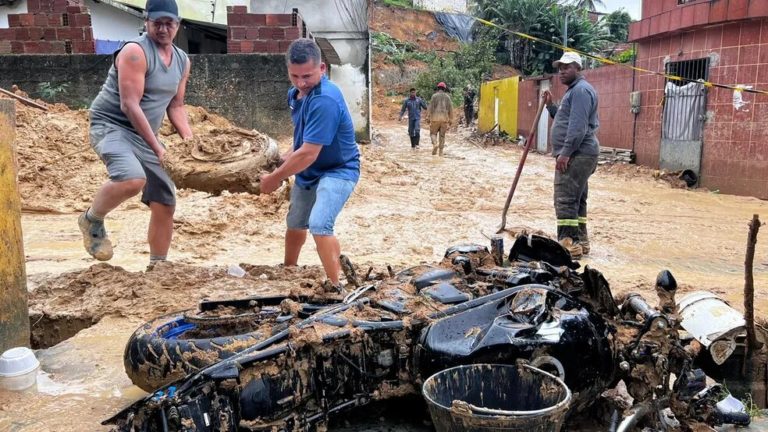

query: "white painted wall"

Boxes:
[0, 0, 27, 28]
[249, 0, 369, 137]
[86, 0, 144, 42]
[117, 0, 246, 25]
[414, 0, 467, 13]
[330, 63, 367, 134]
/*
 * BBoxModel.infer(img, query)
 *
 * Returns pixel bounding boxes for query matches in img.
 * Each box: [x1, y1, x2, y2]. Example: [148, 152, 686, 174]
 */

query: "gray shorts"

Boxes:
[89, 122, 176, 206]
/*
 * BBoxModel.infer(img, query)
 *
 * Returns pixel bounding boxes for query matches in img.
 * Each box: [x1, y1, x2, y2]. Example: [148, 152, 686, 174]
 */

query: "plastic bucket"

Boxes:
[0, 347, 39, 391]
[422, 363, 571, 432]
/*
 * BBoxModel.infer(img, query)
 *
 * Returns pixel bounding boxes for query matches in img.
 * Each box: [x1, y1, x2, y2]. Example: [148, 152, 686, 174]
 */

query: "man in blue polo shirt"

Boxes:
[260, 38, 360, 291]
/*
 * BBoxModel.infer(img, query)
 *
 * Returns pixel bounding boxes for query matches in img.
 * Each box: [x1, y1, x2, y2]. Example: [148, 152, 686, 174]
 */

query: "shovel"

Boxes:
[497, 98, 546, 233]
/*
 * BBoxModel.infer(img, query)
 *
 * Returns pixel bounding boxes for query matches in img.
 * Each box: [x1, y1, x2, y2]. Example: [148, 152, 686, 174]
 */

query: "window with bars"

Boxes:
[662, 58, 709, 141]
[665, 58, 709, 86]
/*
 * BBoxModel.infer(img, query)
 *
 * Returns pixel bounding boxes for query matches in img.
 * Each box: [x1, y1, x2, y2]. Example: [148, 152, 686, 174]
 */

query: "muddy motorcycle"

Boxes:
[104, 236, 752, 431]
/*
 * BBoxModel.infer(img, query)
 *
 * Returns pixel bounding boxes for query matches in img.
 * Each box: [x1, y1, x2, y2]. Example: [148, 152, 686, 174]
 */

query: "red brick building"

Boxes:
[629, 0, 768, 198]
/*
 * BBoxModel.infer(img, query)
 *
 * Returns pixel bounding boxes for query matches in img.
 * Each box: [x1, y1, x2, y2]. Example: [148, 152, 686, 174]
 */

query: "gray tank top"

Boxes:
[90, 34, 188, 134]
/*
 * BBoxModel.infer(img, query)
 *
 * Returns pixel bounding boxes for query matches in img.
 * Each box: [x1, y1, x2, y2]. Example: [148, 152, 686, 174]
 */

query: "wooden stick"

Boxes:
[498, 98, 546, 233]
[744, 214, 761, 351]
[0, 88, 48, 111]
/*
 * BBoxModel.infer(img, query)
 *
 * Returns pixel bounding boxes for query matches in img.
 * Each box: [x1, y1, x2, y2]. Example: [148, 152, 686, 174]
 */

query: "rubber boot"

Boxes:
[413, 134, 420, 148]
[409, 135, 417, 148]
[579, 223, 590, 255]
[557, 225, 583, 260]
[431, 134, 439, 155]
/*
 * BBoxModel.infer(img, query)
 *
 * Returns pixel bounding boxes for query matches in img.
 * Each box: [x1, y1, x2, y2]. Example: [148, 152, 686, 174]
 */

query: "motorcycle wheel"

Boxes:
[124, 307, 279, 392]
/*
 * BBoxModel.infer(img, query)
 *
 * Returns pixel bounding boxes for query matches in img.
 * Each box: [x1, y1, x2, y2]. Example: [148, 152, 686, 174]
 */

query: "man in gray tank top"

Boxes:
[79, 0, 192, 266]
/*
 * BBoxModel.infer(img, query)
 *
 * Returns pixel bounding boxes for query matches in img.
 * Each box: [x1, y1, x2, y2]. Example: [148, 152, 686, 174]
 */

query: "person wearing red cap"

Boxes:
[428, 82, 453, 156]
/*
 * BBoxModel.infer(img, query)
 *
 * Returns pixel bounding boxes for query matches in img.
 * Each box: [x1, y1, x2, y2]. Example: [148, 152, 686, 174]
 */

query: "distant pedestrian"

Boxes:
[428, 82, 453, 156]
[463, 84, 476, 126]
[398, 87, 427, 149]
[543, 51, 600, 260]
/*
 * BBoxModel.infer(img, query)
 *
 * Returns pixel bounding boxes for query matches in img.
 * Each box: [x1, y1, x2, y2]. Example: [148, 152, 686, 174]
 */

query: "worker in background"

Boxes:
[542, 51, 599, 260]
[428, 82, 453, 156]
[463, 84, 476, 126]
[398, 87, 428, 149]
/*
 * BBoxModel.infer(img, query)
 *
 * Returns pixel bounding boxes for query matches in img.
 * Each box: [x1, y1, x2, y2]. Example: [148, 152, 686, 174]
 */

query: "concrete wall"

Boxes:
[0, 0, 27, 27]
[249, 0, 370, 140]
[0, 54, 294, 138]
[634, 18, 768, 198]
[516, 64, 634, 153]
[582, 65, 635, 151]
[414, 0, 467, 13]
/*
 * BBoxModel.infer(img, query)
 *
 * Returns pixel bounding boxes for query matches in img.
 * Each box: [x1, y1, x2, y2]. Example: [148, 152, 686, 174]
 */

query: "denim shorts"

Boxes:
[89, 122, 176, 206]
[286, 176, 356, 236]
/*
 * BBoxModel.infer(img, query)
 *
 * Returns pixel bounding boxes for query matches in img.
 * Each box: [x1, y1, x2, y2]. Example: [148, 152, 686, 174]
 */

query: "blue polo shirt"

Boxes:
[288, 76, 360, 187]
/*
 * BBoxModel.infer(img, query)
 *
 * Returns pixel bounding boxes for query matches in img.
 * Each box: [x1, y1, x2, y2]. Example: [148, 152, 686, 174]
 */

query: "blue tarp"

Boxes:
[95, 40, 123, 55]
[434, 12, 475, 43]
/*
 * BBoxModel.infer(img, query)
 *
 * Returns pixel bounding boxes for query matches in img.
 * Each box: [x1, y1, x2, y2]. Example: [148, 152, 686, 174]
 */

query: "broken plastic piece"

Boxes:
[677, 291, 746, 365]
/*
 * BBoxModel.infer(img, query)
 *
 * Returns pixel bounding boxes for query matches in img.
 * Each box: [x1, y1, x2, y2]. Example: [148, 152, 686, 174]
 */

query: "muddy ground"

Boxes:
[1, 111, 768, 430]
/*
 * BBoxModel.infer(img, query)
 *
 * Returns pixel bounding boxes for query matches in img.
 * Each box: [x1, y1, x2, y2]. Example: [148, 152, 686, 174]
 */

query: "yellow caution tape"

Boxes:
[467, 14, 768, 96]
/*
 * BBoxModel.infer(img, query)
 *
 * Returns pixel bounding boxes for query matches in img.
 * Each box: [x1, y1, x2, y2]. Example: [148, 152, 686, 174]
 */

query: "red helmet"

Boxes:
[437, 82, 447, 89]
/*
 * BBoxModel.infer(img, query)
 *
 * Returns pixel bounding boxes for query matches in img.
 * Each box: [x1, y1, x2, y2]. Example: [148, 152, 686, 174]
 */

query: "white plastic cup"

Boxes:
[0, 347, 40, 391]
[227, 264, 246, 278]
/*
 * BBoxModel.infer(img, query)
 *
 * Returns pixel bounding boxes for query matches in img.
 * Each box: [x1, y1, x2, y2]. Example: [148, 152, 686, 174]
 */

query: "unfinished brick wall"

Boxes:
[226, 6, 308, 54]
[0, 0, 94, 54]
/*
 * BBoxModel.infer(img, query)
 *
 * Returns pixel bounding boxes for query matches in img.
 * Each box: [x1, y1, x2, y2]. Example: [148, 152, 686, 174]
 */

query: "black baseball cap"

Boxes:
[146, 0, 179, 21]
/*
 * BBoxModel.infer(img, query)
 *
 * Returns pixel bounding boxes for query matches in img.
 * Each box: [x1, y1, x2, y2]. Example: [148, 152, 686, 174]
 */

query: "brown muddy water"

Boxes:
[3, 121, 768, 431]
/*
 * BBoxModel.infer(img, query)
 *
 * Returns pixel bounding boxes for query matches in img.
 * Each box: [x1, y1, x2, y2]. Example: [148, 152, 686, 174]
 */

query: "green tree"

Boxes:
[573, 0, 605, 12]
[412, 34, 498, 106]
[473, 0, 611, 75]
[601, 9, 632, 42]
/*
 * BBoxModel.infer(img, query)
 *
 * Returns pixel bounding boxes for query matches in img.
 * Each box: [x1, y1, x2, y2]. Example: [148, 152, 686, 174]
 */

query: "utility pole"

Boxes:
[0, 99, 31, 352]
[563, 11, 569, 48]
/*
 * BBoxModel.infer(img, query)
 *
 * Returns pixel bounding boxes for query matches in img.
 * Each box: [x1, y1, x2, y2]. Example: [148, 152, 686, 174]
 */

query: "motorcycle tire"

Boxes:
[124, 309, 273, 392]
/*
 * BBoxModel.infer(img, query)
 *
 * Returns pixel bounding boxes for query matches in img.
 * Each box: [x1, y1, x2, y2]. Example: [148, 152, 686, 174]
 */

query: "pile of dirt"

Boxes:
[599, 163, 691, 189]
[370, 3, 460, 54]
[2, 91, 288, 213]
[28, 261, 328, 322]
[5, 95, 103, 214]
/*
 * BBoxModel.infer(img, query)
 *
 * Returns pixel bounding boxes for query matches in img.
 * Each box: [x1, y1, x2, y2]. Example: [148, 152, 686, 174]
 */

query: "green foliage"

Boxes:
[371, 31, 436, 66]
[601, 9, 632, 42]
[610, 46, 635, 64]
[740, 394, 764, 419]
[380, 0, 413, 8]
[573, 0, 605, 12]
[37, 82, 69, 102]
[473, 0, 612, 75]
[412, 35, 498, 106]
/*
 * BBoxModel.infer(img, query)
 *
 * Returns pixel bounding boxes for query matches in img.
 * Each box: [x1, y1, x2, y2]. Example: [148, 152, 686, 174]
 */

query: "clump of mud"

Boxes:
[164, 128, 281, 195]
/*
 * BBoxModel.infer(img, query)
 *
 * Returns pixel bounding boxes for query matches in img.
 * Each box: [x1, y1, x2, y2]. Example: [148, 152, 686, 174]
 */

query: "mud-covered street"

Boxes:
[2, 114, 768, 431]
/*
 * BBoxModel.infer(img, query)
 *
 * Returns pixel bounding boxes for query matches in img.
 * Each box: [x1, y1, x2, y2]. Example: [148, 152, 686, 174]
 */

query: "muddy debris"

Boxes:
[2, 90, 288, 212]
[163, 128, 281, 195]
